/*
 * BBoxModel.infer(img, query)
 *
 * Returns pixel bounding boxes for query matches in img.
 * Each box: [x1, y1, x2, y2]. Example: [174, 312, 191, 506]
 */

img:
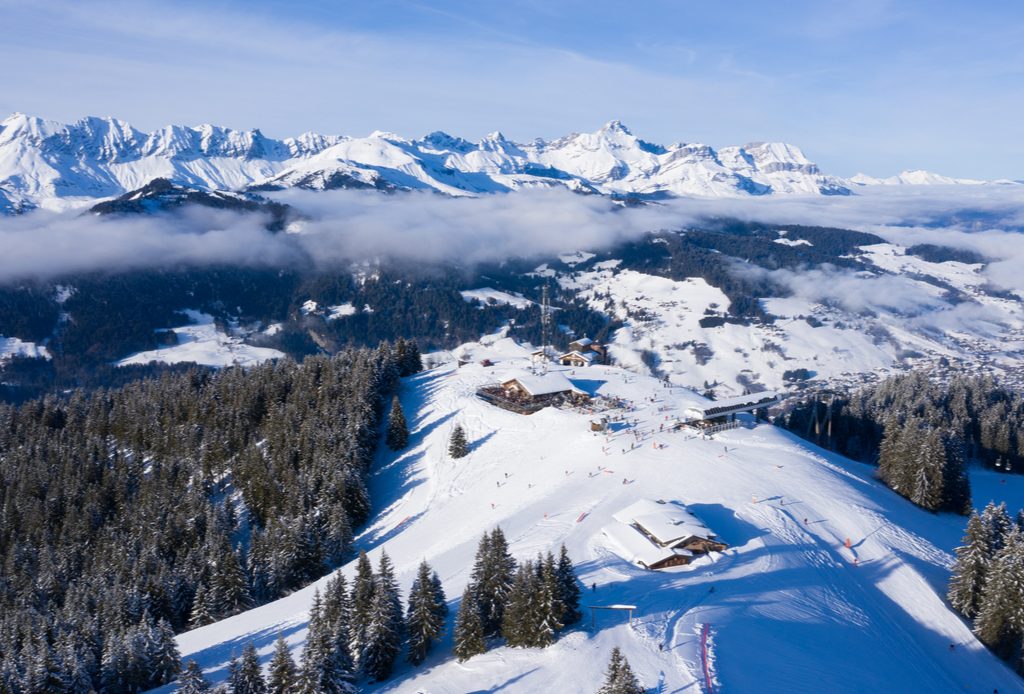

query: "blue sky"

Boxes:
[2, 0, 1022, 178]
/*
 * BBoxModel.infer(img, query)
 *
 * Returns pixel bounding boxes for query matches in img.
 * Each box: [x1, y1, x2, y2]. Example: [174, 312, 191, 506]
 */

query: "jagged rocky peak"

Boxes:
[0, 112, 1010, 211]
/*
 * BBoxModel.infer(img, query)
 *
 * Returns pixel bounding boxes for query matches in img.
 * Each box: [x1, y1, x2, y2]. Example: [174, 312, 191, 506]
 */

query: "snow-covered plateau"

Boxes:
[1, 113, 1012, 211]
[157, 340, 1024, 693]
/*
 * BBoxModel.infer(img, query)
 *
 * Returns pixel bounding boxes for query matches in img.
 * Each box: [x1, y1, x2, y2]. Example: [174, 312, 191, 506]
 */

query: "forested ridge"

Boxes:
[0, 340, 421, 692]
[785, 371, 1024, 513]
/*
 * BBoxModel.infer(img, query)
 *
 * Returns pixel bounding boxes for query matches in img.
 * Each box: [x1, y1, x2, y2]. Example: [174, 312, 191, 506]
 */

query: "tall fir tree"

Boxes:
[448, 425, 469, 459]
[473, 528, 516, 637]
[453, 585, 486, 662]
[406, 560, 446, 665]
[556, 544, 582, 626]
[266, 635, 298, 694]
[300, 589, 357, 694]
[361, 551, 404, 682]
[973, 526, 1024, 659]
[178, 659, 212, 693]
[502, 561, 539, 647]
[151, 618, 183, 687]
[349, 550, 376, 672]
[948, 511, 993, 618]
[229, 642, 267, 694]
[190, 583, 215, 629]
[386, 396, 409, 451]
[597, 647, 644, 694]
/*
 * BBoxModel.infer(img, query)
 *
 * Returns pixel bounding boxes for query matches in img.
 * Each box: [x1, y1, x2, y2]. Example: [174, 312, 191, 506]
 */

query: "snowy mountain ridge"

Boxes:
[1, 113, 1009, 212]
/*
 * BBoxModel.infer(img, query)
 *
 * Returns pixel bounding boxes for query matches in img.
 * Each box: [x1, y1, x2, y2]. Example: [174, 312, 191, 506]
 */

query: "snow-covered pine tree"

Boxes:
[150, 618, 182, 687]
[229, 642, 267, 694]
[27, 638, 68, 693]
[430, 569, 448, 624]
[448, 425, 469, 459]
[503, 560, 539, 647]
[453, 585, 486, 662]
[189, 582, 215, 629]
[386, 395, 409, 451]
[597, 647, 644, 694]
[322, 572, 353, 668]
[940, 432, 971, 513]
[973, 526, 1024, 659]
[301, 589, 358, 694]
[349, 550, 376, 671]
[876, 416, 903, 488]
[266, 635, 298, 694]
[473, 528, 516, 637]
[911, 429, 944, 511]
[948, 511, 994, 618]
[60, 640, 96, 694]
[536, 552, 565, 647]
[556, 544, 582, 626]
[361, 551, 404, 681]
[406, 560, 446, 665]
[210, 542, 253, 620]
[100, 633, 129, 693]
[982, 501, 1014, 552]
[178, 659, 212, 693]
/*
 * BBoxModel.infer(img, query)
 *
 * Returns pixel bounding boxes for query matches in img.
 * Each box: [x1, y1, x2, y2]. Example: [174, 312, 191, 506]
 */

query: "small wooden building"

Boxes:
[557, 350, 596, 368]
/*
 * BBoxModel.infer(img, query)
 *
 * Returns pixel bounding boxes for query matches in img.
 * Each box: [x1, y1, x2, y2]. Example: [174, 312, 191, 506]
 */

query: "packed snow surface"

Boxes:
[160, 340, 1024, 693]
[461, 288, 533, 309]
[117, 310, 284, 368]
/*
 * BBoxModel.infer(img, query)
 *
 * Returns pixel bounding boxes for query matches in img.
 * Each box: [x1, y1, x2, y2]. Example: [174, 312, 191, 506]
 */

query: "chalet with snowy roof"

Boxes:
[681, 391, 779, 427]
[557, 350, 596, 368]
[477, 370, 590, 414]
[602, 499, 726, 570]
[558, 336, 606, 366]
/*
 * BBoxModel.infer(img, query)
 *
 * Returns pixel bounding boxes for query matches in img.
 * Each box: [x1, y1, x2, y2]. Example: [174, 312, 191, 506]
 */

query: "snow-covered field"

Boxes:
[461, 288, 533, 309]
[117, 310, 284, 368]
[162, 340, 1024, 693]
[0, 335, 50, 363]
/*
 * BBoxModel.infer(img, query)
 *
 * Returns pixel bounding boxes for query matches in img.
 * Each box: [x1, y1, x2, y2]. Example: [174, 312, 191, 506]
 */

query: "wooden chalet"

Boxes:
[557, 336, 606, 367]
[558, 350, 596, 368]
[602, 499, 726, 570]
[477, 370, 590, 414]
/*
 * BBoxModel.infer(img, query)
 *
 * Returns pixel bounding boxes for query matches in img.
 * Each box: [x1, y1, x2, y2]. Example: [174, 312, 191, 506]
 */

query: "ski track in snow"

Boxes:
[154, 338, 1024, 694]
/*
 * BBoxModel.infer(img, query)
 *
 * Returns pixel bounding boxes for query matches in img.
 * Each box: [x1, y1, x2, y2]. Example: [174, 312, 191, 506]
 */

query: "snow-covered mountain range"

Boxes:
[0, 113, 1007, 212]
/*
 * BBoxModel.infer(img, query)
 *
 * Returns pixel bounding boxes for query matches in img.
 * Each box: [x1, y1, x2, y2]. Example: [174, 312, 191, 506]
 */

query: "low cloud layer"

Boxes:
[1, 186, 1024, 298]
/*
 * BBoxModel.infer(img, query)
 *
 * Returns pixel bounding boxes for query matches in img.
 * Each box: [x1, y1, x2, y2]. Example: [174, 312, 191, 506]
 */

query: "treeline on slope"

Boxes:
[947, 502, 1024, 675]
[785, 371, 1024, 513]
[176, 538, 583, 693]
[0, 341, 422, 693]
[0, 264, 616, 402]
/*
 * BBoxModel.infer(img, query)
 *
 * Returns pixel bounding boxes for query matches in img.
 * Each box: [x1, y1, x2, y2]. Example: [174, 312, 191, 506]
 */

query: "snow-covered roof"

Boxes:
[571, 337, 593, 347]
[601, 521, 693, 569]
[501, 370, 585, 397]
[558, 350, 595, 363]
[612, 499, 714, 546]
[685, 391, 779, 419]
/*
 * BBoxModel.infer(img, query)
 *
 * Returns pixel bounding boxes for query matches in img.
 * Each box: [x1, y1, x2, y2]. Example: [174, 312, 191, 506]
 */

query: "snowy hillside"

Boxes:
[3, 113, 1013, 211]
[160, 341, 1024, 693]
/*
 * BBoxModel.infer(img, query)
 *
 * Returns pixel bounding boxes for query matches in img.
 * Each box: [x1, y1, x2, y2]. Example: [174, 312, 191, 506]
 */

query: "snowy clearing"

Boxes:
[117, 310, 284, 368]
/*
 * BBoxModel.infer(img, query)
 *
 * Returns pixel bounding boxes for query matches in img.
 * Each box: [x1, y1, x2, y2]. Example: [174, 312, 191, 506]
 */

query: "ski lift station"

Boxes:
[678, 391, 780, 428]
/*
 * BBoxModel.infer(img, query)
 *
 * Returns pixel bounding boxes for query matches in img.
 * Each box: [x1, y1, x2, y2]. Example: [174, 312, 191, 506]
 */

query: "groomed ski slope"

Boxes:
[162, 338, 1024, 693]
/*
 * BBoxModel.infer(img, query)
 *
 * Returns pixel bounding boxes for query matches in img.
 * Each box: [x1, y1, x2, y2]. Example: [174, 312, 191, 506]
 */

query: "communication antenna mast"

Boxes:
[540, 282, 551, 374]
